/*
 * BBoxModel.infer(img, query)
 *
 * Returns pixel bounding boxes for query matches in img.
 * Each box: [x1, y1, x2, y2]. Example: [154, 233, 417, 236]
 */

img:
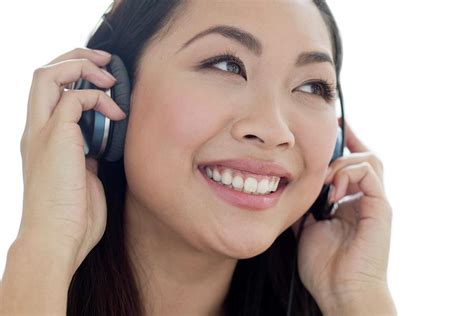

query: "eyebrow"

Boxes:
[177, 25, 334, 69]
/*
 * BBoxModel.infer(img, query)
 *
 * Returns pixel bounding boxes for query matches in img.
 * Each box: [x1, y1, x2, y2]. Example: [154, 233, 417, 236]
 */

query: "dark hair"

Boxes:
[67, 1, 343, 315]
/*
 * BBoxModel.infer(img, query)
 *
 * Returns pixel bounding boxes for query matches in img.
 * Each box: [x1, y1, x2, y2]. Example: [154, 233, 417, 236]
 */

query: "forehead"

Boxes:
[163, 0, 333, 57]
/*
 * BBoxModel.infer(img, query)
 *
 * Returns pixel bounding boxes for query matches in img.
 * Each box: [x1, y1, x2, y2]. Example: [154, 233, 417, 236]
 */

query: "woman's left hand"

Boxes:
[293, 119, 396, 315]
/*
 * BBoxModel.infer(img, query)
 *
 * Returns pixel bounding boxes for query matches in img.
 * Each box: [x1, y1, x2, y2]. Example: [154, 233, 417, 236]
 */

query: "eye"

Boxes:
[213, 60, 242, 75]
[295, 80, 337, 102]
[200, 51, 247, 80]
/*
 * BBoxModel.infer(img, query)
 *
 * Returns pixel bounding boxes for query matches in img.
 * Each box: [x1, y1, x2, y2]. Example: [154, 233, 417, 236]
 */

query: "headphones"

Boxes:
[73, 54, 345, 221]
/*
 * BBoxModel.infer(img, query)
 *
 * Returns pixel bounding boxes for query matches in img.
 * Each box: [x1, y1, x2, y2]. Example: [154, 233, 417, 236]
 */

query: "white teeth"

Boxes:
[203, 166, 281, 195]
[221, 169, 233, 185]
[243, 177, 258, 194]
[206, 167, 213, 178]
[257, 178, 269, 194]
[268, 179, 275, 190]
[231, 175, 244, 191]
[273, 178, 280, 191]
[212, 169, 221, 182]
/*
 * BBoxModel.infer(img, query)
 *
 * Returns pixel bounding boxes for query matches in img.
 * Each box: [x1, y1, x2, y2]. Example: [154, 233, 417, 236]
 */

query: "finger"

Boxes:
[27, 58, 117, 135]
[50, 89, 126, 125]
[47, 48, 112, 91]
[330, 162, 385, 204]
[331, 193, 364, 228]
[324, 152, 384, 185]
[46, 47, 111, 66]
[339, 118, 369, 153]
[329, 162, 389, 223]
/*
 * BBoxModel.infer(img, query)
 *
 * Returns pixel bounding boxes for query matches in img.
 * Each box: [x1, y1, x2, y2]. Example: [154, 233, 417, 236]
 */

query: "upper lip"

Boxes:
[198, 158, 293, 182]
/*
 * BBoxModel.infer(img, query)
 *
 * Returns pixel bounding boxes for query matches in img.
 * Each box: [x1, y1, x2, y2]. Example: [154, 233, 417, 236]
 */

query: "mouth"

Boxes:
[197, 164, 289, 210]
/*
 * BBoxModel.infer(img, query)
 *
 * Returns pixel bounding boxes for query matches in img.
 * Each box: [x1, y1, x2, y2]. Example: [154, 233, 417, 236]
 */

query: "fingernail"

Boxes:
[100, 68, 116, 81]
[93, 49, 111, 57]
[120, 109, 127, 118]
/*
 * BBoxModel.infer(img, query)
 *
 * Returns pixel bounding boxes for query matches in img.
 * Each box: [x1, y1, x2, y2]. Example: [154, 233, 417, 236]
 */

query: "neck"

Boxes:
[124, 189, 237, 316]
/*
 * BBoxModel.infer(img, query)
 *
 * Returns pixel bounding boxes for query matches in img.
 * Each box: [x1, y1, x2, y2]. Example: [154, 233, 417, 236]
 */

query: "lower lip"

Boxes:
[198, 167, 288, 210]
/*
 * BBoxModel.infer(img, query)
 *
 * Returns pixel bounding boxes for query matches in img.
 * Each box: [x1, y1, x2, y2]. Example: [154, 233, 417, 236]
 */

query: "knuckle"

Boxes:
[61, 89, 78, 102]
[72, 47, 85, 55]
[77, 58, 101, 75]
[88, 89, 108, 103]
[61, 89, 107, 106]
[79, 57, 95, 66]
[33, 66, 48, 79]
[368, 152, 384, 172]
[360, 161, 372, 171]
[74, 58, 92, 70]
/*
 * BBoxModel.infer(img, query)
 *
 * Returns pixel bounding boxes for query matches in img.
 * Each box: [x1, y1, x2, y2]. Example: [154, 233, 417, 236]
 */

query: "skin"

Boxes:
[7, 0, 394, 315]
[122, 0, 339, 315]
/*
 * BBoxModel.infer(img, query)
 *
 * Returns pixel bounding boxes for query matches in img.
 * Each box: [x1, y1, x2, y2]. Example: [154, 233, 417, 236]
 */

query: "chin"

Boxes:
[211, 222, 283, 260]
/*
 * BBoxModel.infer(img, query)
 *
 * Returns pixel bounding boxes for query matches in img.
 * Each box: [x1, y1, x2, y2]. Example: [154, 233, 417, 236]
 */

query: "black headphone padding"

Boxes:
[102, 55, 131, 162]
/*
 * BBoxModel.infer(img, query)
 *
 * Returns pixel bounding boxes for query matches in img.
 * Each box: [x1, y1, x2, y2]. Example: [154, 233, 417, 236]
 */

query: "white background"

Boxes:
[1, 1, 473, 315]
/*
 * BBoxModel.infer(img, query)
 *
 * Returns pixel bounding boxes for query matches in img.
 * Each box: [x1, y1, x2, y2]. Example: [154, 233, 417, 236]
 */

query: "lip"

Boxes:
[197, 158, 293, 182]
[198, 166, 288, 210]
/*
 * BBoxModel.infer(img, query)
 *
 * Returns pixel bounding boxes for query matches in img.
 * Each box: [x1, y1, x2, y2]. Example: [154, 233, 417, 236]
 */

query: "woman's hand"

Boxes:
[18, 47, 126, 273]
[293, 119, 396, 315]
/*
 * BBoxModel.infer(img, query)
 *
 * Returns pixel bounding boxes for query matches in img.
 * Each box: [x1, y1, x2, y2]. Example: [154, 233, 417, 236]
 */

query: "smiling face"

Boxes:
[123, 0, 339, 259]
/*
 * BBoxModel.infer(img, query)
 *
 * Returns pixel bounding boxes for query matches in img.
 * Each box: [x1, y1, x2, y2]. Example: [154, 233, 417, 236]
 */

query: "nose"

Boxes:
[231, 93, 295, 150]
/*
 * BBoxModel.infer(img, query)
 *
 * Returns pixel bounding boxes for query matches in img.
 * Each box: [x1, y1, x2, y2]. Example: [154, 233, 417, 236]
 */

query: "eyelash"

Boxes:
[200, 49, 248, 79]
[199, 49, 338, 102]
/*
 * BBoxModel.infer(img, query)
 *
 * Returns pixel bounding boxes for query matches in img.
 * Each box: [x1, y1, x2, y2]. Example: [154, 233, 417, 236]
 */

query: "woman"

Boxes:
[0, 0, 396, 315]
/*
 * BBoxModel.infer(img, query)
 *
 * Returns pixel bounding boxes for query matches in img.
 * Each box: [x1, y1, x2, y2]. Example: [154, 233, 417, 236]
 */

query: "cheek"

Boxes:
[124, 78, 230, 195]
[159, 95, 214, 147]
[290, 114, 338, 209]
[123, 81, 227, 223]
[131, 85, 224, 159]
[297, 114, 338, 170]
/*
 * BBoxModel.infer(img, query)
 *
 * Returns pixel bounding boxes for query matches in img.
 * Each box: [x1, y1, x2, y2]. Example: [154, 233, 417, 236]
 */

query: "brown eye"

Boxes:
[201, 52, 247, 80]
[212, 60, 242, 75]
[296, 80, 337, 102]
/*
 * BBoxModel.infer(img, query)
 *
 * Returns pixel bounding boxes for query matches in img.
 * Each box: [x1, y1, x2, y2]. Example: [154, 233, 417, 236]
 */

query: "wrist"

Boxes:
[1, 236, 76, 315]
[318, 286, 397, 316]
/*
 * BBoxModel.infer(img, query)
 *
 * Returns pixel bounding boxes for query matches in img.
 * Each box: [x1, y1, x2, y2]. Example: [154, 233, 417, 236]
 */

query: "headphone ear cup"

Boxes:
[309, 126, 344, 221]
[332, 126, 344, 162]
[101, 54, 131, 162]
[77, 54, 131, 162]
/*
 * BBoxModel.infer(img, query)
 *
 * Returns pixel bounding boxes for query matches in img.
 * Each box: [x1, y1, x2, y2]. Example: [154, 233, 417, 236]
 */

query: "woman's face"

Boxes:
[124, 0, 338, 258]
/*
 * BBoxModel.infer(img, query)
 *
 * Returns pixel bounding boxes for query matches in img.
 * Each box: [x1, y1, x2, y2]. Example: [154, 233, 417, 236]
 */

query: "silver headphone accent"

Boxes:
[98, 88, 112, 158]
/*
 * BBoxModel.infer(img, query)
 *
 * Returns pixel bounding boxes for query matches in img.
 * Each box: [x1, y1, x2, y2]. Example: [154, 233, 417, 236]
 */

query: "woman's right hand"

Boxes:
[17, 48, 126, 273]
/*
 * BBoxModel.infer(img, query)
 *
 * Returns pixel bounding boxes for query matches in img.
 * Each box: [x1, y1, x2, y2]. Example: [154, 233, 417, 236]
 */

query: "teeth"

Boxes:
[231, 175, 244, 191]
[204, 166, 280, 195]
[243, 177, 258, 194]
[257, 178, 269, 194]
[273, 178, 280, 191]
[206, 167, 213, 178]
[212, 169, 221, 182]
[221, 169, 233, 185]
